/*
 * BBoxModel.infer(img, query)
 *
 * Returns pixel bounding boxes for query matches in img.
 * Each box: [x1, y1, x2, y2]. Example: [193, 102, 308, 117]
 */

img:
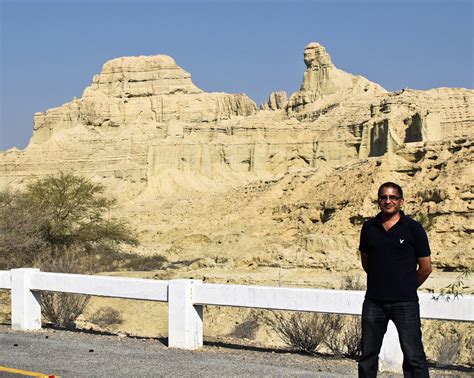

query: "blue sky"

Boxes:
[1, 0, 473, 150]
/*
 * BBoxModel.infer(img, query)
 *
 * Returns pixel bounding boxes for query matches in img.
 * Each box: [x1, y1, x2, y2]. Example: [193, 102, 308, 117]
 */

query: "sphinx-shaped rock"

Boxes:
[287, 42, 386, 120]
[300, 42, 335, 94]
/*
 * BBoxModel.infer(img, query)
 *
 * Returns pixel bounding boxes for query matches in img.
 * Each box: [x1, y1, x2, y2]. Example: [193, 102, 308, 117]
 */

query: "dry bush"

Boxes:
[341, 316, 362, 358]
[324, 314, 362, 358]
[265, 311, 329, 354]
[324, 314, 345, 355]
[341, 274, 365, 291]
[422, 319, 473, 366]
[434, 333, 463, 367]
[90, 306, 123, 328]
[324, 274, 364, 358]
[42, 292, 90, 329]
[38, 245, 91, 328]
[0, 290, 11, 323]
[265, 304, 362, 357]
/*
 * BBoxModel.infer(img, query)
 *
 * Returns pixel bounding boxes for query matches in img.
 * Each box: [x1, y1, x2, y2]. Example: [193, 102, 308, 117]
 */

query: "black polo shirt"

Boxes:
[359, 211, 431, 302]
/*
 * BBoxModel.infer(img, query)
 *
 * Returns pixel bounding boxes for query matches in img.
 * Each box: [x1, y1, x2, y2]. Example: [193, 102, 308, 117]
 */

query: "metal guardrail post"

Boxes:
[11, 268, 42, 330]
[168, 279, 203, 349]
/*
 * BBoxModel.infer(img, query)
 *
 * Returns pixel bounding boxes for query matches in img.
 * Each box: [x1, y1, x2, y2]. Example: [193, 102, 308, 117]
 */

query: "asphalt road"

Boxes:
[0, 325, 356, 377]
[1, 326, 471, 377]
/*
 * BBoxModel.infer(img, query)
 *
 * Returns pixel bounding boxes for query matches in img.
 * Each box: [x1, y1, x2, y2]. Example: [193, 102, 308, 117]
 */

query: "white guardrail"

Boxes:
[0, 268, 473, 373]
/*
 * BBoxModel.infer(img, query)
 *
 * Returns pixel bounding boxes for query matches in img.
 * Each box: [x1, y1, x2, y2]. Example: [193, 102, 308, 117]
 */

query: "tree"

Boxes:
[1, 172, 141, 327]
[0, 189, 48, 268]
[0, 171, 138, 270]
[24, 171, 137, 250]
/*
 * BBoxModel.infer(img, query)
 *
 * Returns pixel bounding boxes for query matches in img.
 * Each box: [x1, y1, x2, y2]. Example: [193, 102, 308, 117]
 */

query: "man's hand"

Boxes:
[417, 256, 432, 287]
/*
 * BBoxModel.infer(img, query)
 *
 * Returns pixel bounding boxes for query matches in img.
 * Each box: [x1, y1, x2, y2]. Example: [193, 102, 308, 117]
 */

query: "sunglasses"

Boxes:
[379, 195, 401, 201]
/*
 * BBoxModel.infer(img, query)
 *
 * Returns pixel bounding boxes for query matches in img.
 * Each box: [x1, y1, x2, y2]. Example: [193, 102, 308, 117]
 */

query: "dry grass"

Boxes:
[433, 333, 463, 367]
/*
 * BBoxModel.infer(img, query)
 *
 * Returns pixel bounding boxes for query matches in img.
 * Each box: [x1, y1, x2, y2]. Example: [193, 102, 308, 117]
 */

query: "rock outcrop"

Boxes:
[31, 55, 257, 145]
[260, 91, 288, 110]
[1, 42, 472, 272]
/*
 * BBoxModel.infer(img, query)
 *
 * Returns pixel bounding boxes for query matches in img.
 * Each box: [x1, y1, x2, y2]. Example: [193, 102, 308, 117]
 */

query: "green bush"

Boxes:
[0, 171, 138, 271]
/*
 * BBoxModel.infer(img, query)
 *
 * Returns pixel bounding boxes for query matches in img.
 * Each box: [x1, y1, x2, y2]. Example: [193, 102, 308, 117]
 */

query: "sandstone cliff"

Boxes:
[1, 42, 472, 273]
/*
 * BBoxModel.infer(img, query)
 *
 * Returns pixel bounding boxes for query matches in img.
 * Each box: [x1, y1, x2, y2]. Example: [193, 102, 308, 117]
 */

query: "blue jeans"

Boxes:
[358, 299, 429, 378]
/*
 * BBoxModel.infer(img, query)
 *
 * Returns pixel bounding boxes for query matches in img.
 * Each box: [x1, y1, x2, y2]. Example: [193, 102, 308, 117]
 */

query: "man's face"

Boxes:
[378, 187, 404, 216]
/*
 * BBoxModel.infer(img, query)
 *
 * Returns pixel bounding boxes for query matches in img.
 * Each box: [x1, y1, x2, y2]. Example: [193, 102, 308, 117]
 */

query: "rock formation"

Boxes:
[260, 91, 288, 110]
[1, 42, 472, 273]
[31, 55, 257, 144]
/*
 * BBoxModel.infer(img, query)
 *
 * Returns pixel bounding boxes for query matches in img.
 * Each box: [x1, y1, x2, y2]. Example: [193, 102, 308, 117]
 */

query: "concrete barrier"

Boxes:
[0, 268, 472, 373]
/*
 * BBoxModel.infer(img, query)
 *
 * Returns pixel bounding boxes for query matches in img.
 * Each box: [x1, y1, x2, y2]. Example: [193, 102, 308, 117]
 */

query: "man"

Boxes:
[358, 182, 432, 377]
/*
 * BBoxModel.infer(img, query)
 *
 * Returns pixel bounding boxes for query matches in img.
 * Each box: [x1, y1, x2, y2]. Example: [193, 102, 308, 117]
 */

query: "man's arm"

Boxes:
[417, 256, 432, 287]
[361, 252, 369, 274]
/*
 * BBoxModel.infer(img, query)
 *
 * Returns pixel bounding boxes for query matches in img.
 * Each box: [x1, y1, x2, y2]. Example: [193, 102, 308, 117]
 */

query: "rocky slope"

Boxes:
[1, 42, 472, 272]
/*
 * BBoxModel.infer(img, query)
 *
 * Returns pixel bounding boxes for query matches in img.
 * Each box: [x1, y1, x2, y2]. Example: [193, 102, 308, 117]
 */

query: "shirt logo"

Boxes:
[400, 239, 405, 244]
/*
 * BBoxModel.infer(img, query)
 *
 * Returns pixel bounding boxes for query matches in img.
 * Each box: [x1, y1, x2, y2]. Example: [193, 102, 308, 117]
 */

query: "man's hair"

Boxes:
[377, 182, 403, 199]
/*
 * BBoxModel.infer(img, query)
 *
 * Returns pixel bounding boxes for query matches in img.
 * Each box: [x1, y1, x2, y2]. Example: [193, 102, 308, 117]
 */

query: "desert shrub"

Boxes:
[0, 290, 11, 323]
[90, 306, 123, 328]
[265, 311, 329, 354]
[433, 333, 463, 367]
[38, 246, 91, 328]
[324, 314, 362, 358]
[323, 314, 345, 354]
[304, 275, 363, 358]
[265, 306, 362, 357]
[341, 316, 362, 358]
[341, 274, 365, 291]
[422, 319, 473, 366]
[42, 292, 90, 329]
